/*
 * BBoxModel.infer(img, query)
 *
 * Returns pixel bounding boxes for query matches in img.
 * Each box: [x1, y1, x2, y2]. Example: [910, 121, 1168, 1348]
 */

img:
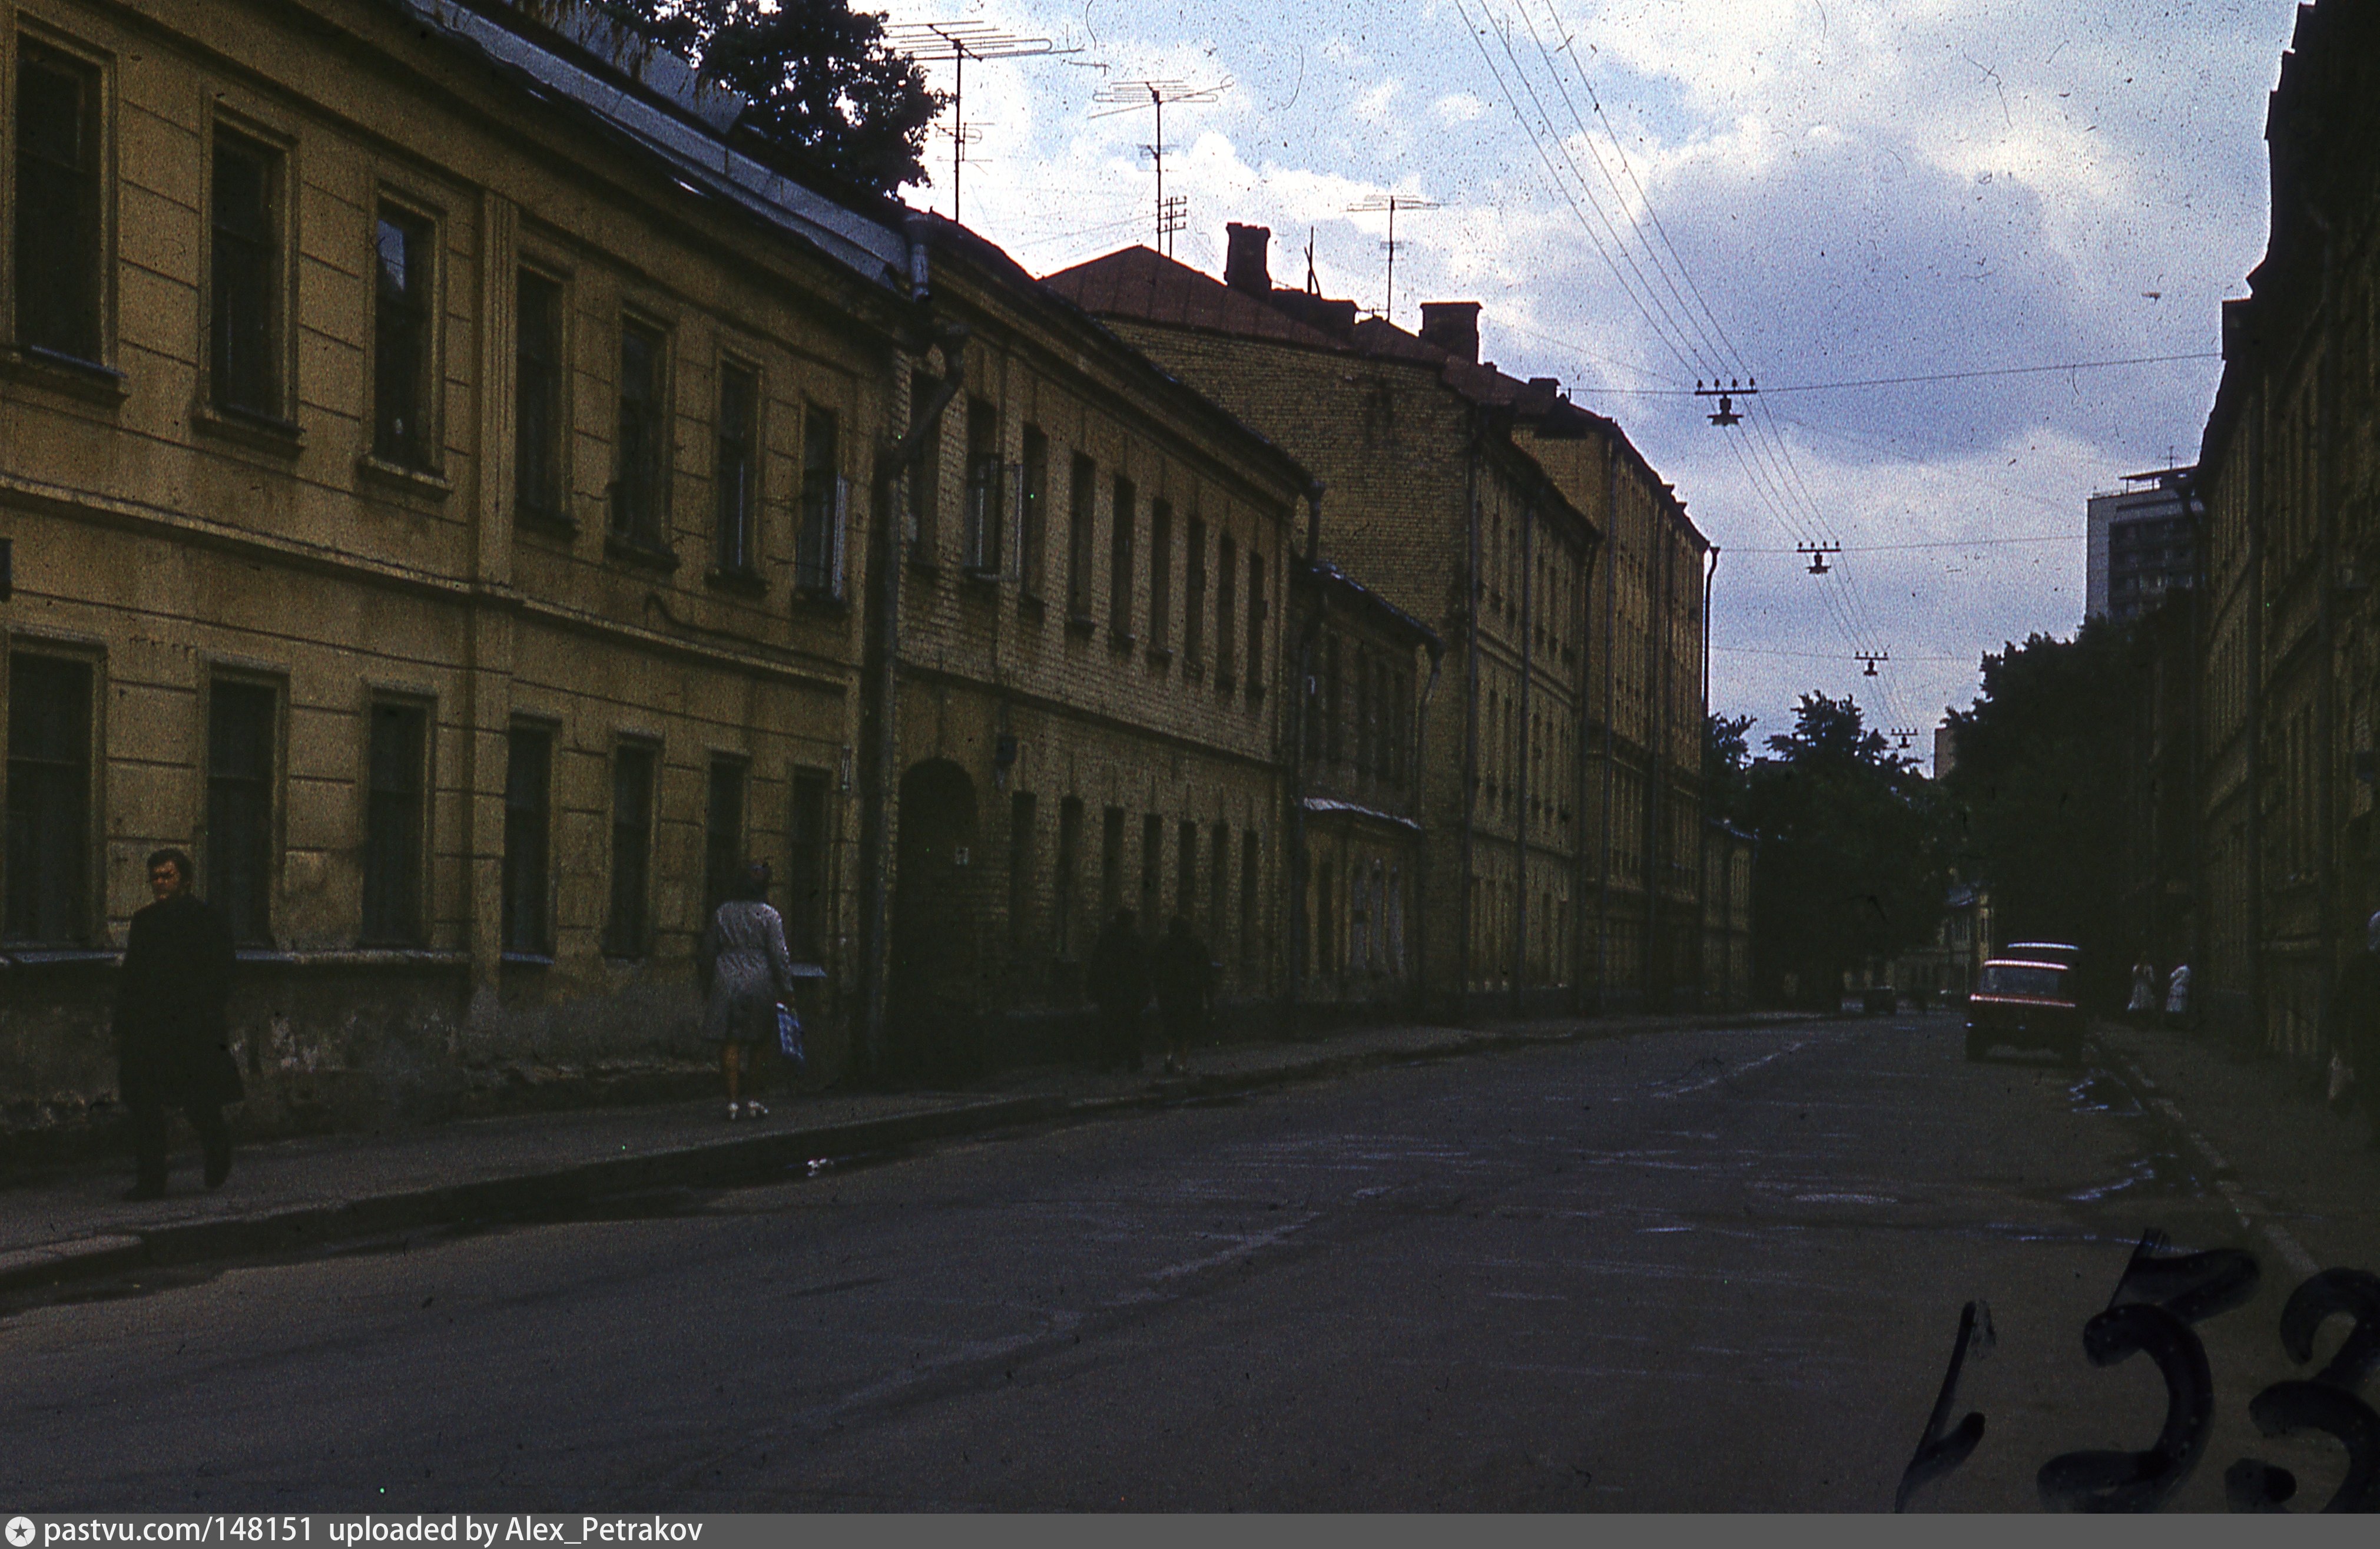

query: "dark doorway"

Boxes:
[889, 759, 983, 1081]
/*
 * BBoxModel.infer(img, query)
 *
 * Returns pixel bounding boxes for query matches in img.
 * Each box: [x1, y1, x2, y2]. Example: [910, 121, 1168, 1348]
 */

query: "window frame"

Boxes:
[500, 717, 555, 958]
[701, 752, 749, 922]
[512, 262, 571, 531]
[204, 118, 292, 424]
[202, 671, 283, 948]
[603, 737, 661, 958]
[367, 197, 441, 472]
[2, 645, 103, 947]
[609, 312, 674, 557]
[784, 764, 831, 961]
[794, 401, 848, 601]
[359, 694, 433, 947]
[9, 32, 111, 368]
[711, 356, 763, 582]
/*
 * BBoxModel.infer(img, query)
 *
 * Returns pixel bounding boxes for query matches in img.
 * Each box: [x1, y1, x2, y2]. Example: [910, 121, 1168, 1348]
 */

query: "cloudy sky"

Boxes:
[873, 0, 2296, 764]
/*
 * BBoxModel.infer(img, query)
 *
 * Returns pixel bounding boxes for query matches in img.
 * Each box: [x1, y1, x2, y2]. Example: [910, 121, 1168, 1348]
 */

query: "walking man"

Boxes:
[1153, 914, 1216, 1076]
[117, 848, 241, 1200]
[1086, 909, 1151, 1073]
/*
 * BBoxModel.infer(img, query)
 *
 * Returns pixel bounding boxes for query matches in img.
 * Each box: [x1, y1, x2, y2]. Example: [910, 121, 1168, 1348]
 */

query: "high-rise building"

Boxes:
[2086, 466, 2199, 623]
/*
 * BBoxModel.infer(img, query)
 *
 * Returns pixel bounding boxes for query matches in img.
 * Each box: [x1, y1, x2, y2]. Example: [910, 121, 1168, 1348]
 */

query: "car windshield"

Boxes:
[1977, 964, 2067, 998]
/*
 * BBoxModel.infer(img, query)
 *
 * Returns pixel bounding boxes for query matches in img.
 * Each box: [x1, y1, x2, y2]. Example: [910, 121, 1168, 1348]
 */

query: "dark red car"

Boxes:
[1965, 958, 2084, 1065]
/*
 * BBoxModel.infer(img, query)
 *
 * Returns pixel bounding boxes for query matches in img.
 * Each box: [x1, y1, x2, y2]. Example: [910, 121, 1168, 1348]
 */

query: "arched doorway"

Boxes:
[888, 759, 982, 1081]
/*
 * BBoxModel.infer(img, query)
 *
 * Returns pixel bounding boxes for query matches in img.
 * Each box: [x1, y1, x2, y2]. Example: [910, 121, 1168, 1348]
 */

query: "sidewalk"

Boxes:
[2091, 1018, 2380, 1275]
[0, 1010, 1810, 1299]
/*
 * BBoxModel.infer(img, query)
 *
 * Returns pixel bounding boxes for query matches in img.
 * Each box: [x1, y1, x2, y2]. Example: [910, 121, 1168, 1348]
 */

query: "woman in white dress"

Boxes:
[697, 861, 795, 1120]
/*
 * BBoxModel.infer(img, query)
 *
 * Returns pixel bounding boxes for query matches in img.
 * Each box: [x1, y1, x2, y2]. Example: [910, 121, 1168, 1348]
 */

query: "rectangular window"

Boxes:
[963, 397, 1002, 573]
[1176, 819, 1197, 925]
[373, 207, 434, 467]
[1216, 535, 1238, 686]
[4, 654, 92, 944]
[612, 320, 667, 548]
[1184, 517, 1206, 666]
[714, 363, 760, 576]
[785, 767, 829, 959]
[515, 271, 565, 522]
[1208, 823, 1228, 951]
[907, 370, 941, 562]
[1100, 805, 1125, 922]
[795, 405, 846, 598]
[1008, 792, 1036, 951]
[362, 701, 428, 945]
[1067, 454, 1098, 620]
[1056, 796, 1084, 958]
[1020, 426, 1049, 597]
[210, 129, 281, 415]
[605, 743, 657, 956]
[1109, 476, 1137, 641]
[1247, 547, 1267, 694]
[14, 44, 102, 360]
[1239, 828, 1261, 978]
[207, 681, 277, 946]
[501, 723, 552, 955]
[702, 757, 746, 918]
[1141, 813, 1164, 924]
[1325, 635, 1344, 763]
[1148, 501, 1173, 651]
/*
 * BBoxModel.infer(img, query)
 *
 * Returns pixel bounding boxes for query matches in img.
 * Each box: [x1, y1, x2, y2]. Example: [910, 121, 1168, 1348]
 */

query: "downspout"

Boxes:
[1459, 413, 1484, 1021]
[856, 218, 969, 1084]
[2248, 396, 2267, 1054]
[2312, 196, 2339, 1062]
[1701, 543, 1720, 1005]
[1573, 529, 1600, 1013]
[1514, 484, 1535, 1016]
[1412, 637, 1444, 1016]
[1645, 514, 1672, 1007]
[1597, 448, 1620, 1014]
[1287, 481, 1327, 1021]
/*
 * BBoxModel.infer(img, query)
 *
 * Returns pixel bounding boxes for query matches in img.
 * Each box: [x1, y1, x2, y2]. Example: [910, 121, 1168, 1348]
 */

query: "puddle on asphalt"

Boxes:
[2068, 1070, 2146, 1118]
[2067, 1150, 2203, 1203]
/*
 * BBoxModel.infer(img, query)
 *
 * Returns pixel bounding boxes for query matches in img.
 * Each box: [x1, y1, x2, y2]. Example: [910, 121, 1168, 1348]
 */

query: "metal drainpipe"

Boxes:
[1645, 512, 1672, 1007]
[1573, 531, 1599, 1014]
[1700, 542, 1719, 1004]
[2247, 403, 2267, 1055]
[1597, 447, 1620, 1014]
[1456, 420, 1485, 1023]
[855, 220, 969, 1084]
[1513, 486, 1535, 1017]
[1287, 480, 1327, 1022]
[2312, 197, 2339, 1063]
[1411, 639, 1444, 1017]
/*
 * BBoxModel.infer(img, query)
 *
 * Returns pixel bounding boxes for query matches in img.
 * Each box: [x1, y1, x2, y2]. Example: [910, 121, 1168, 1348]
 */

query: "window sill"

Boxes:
[2, 345, 127, 405]
[1066, 614, 1098, 638]
[963, 566, 1005, 587]
[516, 505, 579, 541]
[908, 553, 941, 575]
[791, 586, 850, 613]
[605, 535, 681, 574]
[707, 565, 767, 597]
[500, 951, 555, 969]
[357, 453, 452, 501]
[1145, 645, 1174, 668]
[1109, 630, 1138, 654]
[1018, 591, 1047, 619]
[0, 946, 117, 972]
[191, 402, 302, 455]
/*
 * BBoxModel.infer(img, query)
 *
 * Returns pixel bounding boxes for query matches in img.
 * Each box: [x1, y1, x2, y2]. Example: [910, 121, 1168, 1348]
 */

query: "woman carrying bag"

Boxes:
[698, 860, 797, 1120]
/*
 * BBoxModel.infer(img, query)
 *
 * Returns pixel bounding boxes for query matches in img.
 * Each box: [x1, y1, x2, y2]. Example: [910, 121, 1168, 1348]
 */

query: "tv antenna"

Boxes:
[1092, 79, 1225, 258]
[1797, 542, 1839, 575]
[1856, 651, 1890, 677]
[885, 22, 1075, 224]
[1695, 378, 1758, 427]
[1344, 193, 1441, 325]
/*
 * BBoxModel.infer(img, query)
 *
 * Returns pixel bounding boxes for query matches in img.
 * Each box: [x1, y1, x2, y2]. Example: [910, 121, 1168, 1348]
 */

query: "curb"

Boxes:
[0, 1011, 1817, 1300]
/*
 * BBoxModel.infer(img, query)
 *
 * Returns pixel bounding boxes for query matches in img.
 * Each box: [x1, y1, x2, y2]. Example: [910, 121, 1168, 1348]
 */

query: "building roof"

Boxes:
[1297, 559, 1444, 655]
[1042, 245, 1350, 350]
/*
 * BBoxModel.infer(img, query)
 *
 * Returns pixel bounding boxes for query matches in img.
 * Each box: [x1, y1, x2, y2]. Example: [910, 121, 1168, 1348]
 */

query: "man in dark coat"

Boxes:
[117, 848, 242, 1199]
[1085, 909, 1150, 1073]
[1152, 914, 1215, 1076]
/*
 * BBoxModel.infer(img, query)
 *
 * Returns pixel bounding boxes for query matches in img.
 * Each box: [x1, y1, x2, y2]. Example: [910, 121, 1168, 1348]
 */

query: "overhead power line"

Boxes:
[1577, 352, 2225, 397]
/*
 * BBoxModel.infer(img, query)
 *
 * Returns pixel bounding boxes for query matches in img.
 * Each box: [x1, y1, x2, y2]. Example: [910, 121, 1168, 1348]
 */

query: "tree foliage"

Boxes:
[609, 0, 945, 197]
[1703, 711, 1755, 829]
[1742, 693, 1945, 1005]
[1940, 620, 2133, 1001]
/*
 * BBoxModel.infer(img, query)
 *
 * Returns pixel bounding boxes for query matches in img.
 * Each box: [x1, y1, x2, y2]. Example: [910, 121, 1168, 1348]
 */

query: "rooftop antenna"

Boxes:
[885, 22, 1076, 224]
[1344, 193, 1443, 325]
[1798, 541, 1839, 575]
[1695, 377, 1758, 427]
[1857, 651, 1890, 677]
[1304, 226, 1320, 294]
[1092, 79, 1225, 258]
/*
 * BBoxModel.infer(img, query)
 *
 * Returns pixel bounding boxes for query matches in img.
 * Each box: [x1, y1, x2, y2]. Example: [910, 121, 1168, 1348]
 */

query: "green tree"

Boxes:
[609, 0, 945, 197]
[1743, 693, 1945, 1006]
[1704, 711, 1755, 828]
[1940, 620, 2132, 1004]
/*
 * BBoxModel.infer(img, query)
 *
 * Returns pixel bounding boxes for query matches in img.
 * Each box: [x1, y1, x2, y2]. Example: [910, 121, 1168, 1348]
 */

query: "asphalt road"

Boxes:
[6, 1012, 2371, 1511]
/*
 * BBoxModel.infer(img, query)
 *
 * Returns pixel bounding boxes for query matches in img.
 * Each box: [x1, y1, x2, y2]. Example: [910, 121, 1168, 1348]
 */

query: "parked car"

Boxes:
[2003, 941, 2082, 972]
[1965, 958, 2084, 1065]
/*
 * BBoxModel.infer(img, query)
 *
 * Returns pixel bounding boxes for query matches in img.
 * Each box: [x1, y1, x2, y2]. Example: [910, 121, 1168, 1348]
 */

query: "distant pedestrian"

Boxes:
[698, 862, 795, 1121]
[116, 848, 241, 1200]
[2324, 913, 2380, 1140]
[2128, 957, 2159, 1027]
[1152, 915, 1216, 1075]
[2164, 962, 2192, 1032]
[1086, 909, 1151, 1073]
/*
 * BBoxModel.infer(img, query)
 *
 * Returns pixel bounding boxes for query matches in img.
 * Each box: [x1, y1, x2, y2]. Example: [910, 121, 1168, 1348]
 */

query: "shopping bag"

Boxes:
[776, 1002, 806, 1072]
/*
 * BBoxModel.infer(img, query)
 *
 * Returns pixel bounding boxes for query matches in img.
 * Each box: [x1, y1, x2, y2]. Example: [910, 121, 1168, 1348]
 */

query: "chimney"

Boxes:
[1225, 223, 1272, 294]
[1419, 301, 1481, 363]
